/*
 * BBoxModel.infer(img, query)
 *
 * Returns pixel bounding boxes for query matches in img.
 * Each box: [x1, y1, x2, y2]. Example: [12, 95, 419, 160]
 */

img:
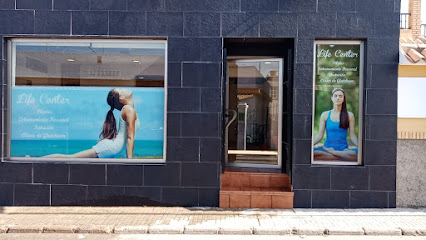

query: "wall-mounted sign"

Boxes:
[312, 41, 363, 165]
[8, 39, 167, 163]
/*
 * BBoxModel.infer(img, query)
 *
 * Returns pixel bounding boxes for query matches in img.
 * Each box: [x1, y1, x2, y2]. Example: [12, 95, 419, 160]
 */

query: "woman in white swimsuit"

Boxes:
[44, 88, 140, 159]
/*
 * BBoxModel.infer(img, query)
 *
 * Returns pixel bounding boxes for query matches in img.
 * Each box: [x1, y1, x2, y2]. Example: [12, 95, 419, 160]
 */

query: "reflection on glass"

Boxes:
[14, 41, 166, 87]
[227, 60, 280, 165]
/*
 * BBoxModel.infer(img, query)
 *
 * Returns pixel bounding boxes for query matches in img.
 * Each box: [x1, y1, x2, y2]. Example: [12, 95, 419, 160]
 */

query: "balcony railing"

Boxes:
[422, 24, 426, 37]
[400, 13, 410, 29]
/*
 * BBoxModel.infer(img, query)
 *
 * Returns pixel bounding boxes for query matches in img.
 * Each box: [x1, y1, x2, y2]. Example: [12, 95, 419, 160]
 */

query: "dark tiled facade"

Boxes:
[0, 0, 399, 207]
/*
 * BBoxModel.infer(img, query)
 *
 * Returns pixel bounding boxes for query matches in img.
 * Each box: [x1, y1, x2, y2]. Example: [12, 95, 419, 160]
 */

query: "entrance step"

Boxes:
[219, 170, 293, 209]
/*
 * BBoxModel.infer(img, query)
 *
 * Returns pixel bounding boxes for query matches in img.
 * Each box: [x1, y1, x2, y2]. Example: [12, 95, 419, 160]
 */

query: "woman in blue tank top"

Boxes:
[313, 88, 358, 161]
[42, 88, 139, 159]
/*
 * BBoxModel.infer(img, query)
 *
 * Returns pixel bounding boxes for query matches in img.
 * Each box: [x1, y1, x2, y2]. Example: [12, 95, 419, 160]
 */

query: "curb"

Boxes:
[327, 227, 364, 235]
[42, 225, 79, 233]
[400, 228, 426, 236]
[75, 225, 114, 234]
[114, 226, 148, 234]
[363, 227, 402, 236]
[218, 227, 253, 235]
[184, 225, 219, 234]
[148, 225, 184, 234]
[1, 224, 426, 236]
[293, 227, 326, 235]
[7, 225, 43, 233]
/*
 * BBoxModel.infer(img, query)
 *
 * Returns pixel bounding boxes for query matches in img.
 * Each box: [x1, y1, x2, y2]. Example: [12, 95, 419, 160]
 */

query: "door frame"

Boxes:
[224, 58, 284, 169]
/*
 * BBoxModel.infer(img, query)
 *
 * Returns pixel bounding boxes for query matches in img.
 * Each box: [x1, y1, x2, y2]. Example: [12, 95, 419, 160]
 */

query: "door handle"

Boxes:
[225, 109, 237, 130]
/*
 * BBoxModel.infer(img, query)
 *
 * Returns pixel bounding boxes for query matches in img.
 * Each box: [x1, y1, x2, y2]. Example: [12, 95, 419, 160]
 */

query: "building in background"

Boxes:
[0, 0, 400, 208]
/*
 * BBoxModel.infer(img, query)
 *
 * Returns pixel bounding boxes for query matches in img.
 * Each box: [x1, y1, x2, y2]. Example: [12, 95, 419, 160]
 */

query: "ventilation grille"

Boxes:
[398, 131, 426, 139]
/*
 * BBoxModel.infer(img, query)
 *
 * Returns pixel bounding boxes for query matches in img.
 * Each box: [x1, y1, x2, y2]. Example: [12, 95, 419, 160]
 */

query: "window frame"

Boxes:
[311, 40, 364, 166]
[4, 38, 168, 164]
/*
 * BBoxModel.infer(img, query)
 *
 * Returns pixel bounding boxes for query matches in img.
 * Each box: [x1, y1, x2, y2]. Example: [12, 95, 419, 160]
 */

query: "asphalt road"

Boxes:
[0, 234, 424, 240]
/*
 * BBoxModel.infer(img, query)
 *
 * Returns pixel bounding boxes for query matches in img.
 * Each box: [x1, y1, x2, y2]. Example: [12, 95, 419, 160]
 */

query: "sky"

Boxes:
[11, 86, 165, 141]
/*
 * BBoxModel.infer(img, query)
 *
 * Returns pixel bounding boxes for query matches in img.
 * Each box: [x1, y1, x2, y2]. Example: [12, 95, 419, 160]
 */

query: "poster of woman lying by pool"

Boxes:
[10, 86, 165, 162]
[312, 41, 363, 165]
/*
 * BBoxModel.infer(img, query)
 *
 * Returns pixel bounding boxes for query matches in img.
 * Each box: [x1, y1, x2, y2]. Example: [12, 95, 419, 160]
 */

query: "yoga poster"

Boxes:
[10, 86, 165, 162]
[312, 41, 363, 165]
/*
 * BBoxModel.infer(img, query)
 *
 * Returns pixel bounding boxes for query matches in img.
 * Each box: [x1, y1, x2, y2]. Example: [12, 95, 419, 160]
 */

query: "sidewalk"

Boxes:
[0, 207, 425, 236]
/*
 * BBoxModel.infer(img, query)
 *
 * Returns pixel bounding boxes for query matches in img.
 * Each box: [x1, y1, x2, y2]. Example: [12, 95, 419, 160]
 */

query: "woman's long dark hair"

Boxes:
[99, 89, 119, 140]
[332, 88, 349, 130]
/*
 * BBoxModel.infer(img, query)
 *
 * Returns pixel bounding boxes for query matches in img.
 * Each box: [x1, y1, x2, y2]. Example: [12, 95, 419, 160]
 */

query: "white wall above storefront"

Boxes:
[398, 77, 426, 117]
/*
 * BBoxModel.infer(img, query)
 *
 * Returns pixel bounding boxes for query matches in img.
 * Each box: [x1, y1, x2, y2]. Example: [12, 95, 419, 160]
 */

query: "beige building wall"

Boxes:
[409, 0, 422, 37]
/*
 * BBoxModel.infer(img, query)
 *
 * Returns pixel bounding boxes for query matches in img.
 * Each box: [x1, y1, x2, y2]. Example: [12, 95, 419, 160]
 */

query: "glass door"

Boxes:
[225, 58, 283, 168]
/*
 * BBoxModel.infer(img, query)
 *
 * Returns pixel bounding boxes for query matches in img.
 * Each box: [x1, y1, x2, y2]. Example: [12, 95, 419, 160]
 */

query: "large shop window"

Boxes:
[6, 39, 167, 163]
